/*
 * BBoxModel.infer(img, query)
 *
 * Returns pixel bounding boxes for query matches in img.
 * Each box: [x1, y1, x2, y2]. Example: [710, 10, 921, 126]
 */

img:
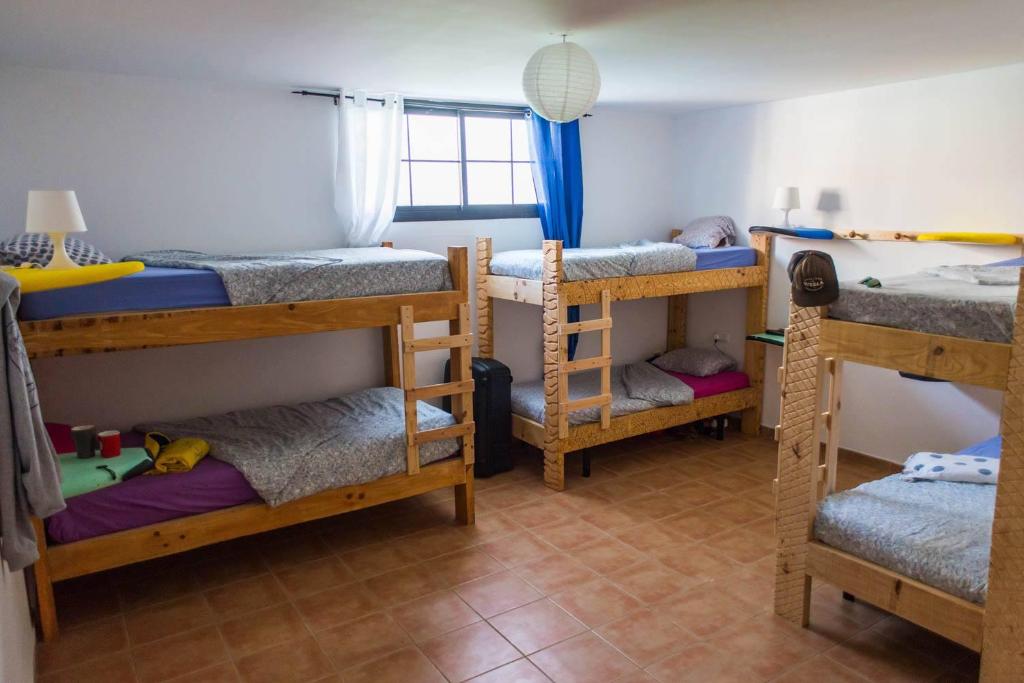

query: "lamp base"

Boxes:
[777, 208, 793, 230]
[45, 232, 80, 270]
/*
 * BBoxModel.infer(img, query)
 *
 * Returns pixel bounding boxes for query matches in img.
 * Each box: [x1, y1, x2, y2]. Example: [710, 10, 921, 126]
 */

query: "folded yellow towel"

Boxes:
[144, 432, 210, 474]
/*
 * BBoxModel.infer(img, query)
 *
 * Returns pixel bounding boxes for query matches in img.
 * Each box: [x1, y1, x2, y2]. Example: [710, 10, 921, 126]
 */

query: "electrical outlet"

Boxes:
[713, 332, 732, 344]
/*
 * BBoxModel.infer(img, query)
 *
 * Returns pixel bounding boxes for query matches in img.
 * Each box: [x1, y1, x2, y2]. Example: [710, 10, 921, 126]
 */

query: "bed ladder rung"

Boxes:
[408, 379, 475, 401]
[413, 422, 475, 446]
[560, 355, 612, 373]
[561, 394, 612, 414]
[559, 318, 612, 335]
[403, 333, 473, 353]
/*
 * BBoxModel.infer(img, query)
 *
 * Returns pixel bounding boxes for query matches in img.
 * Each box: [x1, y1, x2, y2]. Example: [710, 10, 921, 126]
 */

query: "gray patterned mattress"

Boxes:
[510, 364, 693, 426]
[829, 266, 1018, 343]
[137, 387, 459, 506]
[489, 241, 696, 281]
[814, 475, 994, 603]
[125, 247, 453, 306]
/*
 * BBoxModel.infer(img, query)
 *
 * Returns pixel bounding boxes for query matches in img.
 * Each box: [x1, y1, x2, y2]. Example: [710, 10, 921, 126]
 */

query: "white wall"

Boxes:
[674, 62, 1024, 461]
[0, 65, 677, 428]
[0, 564, 34, 682]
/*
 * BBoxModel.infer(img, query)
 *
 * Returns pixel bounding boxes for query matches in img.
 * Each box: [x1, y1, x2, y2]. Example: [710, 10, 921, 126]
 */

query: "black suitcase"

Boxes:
[443, 357, 514, 478]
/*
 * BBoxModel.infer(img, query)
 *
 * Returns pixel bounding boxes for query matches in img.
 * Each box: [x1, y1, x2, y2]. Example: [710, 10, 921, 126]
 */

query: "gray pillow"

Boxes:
[672, 216, 737, 249]
[652, 347, 737, 377]
[0, 233, 110, 267]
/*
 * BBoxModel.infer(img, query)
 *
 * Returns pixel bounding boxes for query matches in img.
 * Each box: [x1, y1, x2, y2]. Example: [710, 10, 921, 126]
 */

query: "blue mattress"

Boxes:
[814, 438, 999, 604]
[19, 267, 230, 320]
[694, 246, 757, 270]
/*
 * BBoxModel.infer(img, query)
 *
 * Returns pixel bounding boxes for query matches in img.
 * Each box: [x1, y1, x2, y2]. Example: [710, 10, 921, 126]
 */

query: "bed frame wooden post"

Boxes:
[980, 269, 1024, 680]
[31, 516, 58, 642]
[449, 246, 477, 524]
[380, 241, 401, 386]
[542, 240, 566, 490]
[742, 231, 772, 436]
[774, 301, 825, 627]
[666, 230, 687, 350]
[821, 357, 843, 497]
[476, 238, 494, 359]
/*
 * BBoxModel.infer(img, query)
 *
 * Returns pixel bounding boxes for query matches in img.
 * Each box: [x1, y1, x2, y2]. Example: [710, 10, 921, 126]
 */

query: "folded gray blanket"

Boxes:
[136, 387, 459, 506]
[124, 246, 452, 305]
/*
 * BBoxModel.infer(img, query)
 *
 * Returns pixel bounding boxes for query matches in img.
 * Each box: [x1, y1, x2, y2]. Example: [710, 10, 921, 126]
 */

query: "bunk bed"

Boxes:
[476, 231, 771, 490]
[771, 231, 1024, 681]
[22, 243, 476, 642]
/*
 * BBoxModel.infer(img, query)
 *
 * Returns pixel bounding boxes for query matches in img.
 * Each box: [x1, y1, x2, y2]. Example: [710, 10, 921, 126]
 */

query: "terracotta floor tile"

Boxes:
[530, 518, 607, 551]
[529, 632, 639, 683]
[52, 578, 122, 629]
[659, 588, 761, 638]
[37, 617, 129, 675]
[468, 658, 551, 682]
[669, 457, 726, 479]
[623, 465, 692, 491]
[615, 493, 691, 521]
[595, 608, 693, 666]
[703, 525, 776, 564]
[390, 589, 481, 642]
[293, 583, 380, 631]
[773, 655, 872, 682]
[235, 636, 333, 683]
[612, 522, 687, 552]
[37, 651, 137, 683]
[421, 621, 520, 681]
[126, 593, 215, 645]
[824, 627, 946, 682]
[659, 480, 729, 507]
[659, 507, 739, 541]
[595, 453, 660, 477]
[870, 616, 973, 667]
[362, 564, 449, 606]
[490, 599, 587, 654]
[403, 526, 477, 561]
[811, 584, 888, 629]
[257, 534, 333, 570]
[644, 642, 759, 683]
[458, 511, 522, 544]
[578, 504, 649, 531]
[701, 470, 764, 493]
[314, 611, 411, 668]
[568, 536, 647, 575]
[477, 483, 546, 510]
[218, 603, 307, 657]
[273, 556, 355, 597]
[192, 552, 268, 591]
[340, 646, 447, 683]
[515, 553, 598, 595]
[163, 662, 241, 682]
[423, 548, 504, 586]
[481, 531, 557, 567]
[648, 542, 737, 582]
[504, 500, 575, 529]
[707, 614, 820, 679]
[606, 560, 699, 604]
[456, 570, 543, 618]
[580, 478, 653, 502]
[203, 573, 288, 621]
[119, 569, 202, 611]
[340, 541, 419, 578]
[132, 625, 229, 683]
[550, 578, 644, 628]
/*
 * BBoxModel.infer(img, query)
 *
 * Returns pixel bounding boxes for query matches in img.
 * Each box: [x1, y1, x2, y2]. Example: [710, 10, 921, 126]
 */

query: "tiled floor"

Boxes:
[36, 431, 981, 682]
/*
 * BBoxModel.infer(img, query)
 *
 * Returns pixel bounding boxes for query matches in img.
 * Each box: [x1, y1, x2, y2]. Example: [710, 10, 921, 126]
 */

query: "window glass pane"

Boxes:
[400, 118, 409, 159]
[465, 117, 511, 161]
[397, 161, 411, 206]
[513, 162, 537, 205]
[410, 161, 461, 205]
[408, 114, 459, 161]
[511, 118, 531, 162]
[467, 162, 512, 204]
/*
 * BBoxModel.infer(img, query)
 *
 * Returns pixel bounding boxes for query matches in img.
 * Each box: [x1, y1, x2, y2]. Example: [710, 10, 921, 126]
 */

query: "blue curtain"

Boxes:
[529, 113, 584, 358]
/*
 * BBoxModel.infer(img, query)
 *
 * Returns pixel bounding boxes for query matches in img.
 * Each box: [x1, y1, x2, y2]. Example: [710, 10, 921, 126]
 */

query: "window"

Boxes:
[395, 103, 538, 222]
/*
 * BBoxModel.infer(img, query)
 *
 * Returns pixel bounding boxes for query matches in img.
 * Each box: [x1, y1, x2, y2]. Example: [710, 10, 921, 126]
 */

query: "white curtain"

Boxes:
[334, 89, 404, 247]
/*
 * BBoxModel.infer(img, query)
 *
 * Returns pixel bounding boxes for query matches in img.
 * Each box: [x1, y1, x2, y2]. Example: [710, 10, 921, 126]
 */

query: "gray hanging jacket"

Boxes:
[0, 272, 64, 571]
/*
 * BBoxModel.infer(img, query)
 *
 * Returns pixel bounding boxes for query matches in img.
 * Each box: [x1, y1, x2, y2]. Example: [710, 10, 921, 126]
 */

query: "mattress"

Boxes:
[828, 266, 1019, 343]
[814, 440, 997, 604]
[19, 247, 454, 320]
[489, 242, 697, 281]
[693, 246, 758, 270]
[510, 366, 750, 425]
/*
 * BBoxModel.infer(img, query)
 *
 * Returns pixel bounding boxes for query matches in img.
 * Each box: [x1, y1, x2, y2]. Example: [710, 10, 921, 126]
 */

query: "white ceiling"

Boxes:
[2, 0, 1024, 111]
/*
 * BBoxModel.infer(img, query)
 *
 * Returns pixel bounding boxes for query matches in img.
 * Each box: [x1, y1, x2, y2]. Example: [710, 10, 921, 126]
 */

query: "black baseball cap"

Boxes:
[787, 250, 839, 307]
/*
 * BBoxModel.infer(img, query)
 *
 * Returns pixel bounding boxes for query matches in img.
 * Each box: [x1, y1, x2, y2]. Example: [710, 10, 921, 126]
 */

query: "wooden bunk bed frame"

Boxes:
[24, 244, 476, 643]
[771, 233, 1024, 680]
[476, 231, 771, 490]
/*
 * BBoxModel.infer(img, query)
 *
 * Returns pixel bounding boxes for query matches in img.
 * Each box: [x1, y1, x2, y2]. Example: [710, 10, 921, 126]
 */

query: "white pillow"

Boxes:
[901, 452, 999, 484]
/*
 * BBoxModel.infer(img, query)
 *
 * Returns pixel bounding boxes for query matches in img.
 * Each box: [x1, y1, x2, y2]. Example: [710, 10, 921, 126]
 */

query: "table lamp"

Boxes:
[26, 190, 87, 270]
[773, 186, 801, 229]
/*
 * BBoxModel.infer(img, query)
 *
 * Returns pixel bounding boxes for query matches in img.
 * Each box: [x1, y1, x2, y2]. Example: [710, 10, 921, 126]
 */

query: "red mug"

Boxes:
[98, 430, 121, 458]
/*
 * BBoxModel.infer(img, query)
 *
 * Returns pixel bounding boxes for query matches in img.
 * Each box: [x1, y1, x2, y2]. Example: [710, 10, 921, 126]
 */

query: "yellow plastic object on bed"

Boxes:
[916, 232, 1021, 245]
[2, 261, 145, 293]
[144, 432, 210, 474]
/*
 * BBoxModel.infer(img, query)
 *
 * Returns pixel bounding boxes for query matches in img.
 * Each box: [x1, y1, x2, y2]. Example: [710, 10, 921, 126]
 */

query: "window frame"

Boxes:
[394, 102, 539, 222]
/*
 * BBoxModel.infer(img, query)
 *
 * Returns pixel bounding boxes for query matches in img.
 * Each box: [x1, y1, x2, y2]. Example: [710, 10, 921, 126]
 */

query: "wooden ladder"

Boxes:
[399, 303, 475, 475]
[557, 290, 613, 438]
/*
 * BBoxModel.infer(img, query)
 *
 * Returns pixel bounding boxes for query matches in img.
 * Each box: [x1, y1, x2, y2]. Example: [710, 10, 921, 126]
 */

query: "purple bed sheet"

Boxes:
[46, 456, 259, 545]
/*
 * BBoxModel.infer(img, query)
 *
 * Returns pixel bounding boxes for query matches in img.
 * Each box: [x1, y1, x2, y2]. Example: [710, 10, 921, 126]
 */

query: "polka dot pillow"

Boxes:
[0, 233, 110, 268]
[901, 452, 999, 484]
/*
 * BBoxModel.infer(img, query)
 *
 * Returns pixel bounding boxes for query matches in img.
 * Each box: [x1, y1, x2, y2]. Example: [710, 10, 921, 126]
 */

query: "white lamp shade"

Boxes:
[522, 41, 601, 123]
[26, 190, 87, 234]
[772, 186, 801, 211]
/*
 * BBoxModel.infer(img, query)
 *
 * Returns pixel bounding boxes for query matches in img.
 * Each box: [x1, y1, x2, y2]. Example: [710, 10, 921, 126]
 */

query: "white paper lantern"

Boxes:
[522, 40, 601, 123]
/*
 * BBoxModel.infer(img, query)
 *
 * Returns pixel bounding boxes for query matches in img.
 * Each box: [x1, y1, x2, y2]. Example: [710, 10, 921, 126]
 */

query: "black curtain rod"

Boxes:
[291, 89, 534, 115]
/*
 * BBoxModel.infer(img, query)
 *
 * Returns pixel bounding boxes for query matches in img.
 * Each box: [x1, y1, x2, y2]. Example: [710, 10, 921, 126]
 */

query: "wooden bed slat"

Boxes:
[403, 333, 472, 352]
[407, 379, 475, 401]
[560, 355, 612, 373]
[413, 422, 475, 446]
[559, 318, 612, 335]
